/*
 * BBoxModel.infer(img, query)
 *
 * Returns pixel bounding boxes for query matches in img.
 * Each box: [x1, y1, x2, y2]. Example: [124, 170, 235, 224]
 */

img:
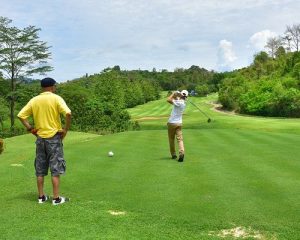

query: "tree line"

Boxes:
[218, 24, 300, 117]
[0, 65, 219, 137]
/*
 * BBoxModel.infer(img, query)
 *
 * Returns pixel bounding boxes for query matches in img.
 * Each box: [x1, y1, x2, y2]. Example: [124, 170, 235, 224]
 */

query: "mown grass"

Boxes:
[0, 94, 300, 239]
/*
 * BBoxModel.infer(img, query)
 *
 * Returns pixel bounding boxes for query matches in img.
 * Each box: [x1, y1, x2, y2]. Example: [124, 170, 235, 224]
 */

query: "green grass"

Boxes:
[1, 94, 300, 239]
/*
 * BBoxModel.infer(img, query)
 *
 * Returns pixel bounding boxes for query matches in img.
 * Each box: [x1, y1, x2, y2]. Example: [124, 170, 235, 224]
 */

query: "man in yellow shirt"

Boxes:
[18, 77, 71, 205]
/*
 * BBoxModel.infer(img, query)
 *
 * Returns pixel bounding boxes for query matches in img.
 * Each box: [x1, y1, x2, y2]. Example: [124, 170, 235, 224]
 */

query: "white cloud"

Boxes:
[249, 30, 277, 50]
[217, 40, 237, 71]
[1, 0, 300, 81]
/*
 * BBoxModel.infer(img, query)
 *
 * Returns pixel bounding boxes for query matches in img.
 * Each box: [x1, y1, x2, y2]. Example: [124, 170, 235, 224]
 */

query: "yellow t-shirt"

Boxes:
[17, 92, 71, 138]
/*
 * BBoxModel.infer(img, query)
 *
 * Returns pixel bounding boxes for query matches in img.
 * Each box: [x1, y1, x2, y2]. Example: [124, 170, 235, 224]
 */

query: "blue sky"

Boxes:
[1, 0, 299, 82]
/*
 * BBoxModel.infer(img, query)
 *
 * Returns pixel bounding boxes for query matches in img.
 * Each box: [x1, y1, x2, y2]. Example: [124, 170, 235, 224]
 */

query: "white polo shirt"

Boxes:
[168, 99, 186, 124]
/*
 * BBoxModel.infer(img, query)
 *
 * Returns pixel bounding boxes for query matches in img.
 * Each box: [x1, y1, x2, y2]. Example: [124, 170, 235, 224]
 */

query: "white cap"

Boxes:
[181, 90, 188, 97]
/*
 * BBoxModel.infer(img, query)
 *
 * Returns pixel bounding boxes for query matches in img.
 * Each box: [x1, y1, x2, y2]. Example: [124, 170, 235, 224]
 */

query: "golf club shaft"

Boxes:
[188, 100, 211, 119]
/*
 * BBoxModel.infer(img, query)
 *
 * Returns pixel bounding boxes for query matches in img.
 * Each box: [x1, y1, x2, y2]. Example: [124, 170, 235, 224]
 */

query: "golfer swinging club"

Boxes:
[167, 90, 188, 162]
[18, 77, 71, 205]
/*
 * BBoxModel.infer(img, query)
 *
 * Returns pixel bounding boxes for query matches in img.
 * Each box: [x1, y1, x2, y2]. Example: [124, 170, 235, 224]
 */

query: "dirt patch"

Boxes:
[10, 164, 24, 167]
[208, 226, 266, 239]
[81, 137, 102, 142]
[210, 102, 237, 115]
[108, 210, 126, 216]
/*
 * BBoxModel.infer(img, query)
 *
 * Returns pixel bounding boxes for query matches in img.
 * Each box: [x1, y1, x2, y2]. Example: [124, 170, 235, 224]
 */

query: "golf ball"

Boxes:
[108, 151, 114, 157]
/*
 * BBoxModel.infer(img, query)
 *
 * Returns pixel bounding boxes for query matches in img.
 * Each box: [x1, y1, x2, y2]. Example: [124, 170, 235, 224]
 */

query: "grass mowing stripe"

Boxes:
[130, 105, 171, 118]
[231, 130, 300, 178]
[1, 93, 300, 239]
[193, 134, 299, 238]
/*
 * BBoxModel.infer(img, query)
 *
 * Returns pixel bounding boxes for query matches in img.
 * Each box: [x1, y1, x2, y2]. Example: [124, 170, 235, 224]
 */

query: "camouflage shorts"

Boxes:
[35, 134, 66, 176]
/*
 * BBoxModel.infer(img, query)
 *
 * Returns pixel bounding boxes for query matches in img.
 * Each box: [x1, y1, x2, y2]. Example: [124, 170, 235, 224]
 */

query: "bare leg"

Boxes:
[37, 176, 45, 197]
[52, 176, 60, 199]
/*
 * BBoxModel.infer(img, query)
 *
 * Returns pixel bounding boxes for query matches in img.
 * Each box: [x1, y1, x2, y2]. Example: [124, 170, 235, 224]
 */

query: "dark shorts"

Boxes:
[35, 134, 66, 177]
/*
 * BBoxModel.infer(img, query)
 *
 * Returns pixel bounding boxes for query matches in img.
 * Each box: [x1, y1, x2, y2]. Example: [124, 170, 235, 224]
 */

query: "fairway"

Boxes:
[1, 95, 300, 239]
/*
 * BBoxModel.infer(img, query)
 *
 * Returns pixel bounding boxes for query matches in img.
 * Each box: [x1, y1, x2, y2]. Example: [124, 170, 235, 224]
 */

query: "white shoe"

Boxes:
[52, 196, 70, 205]
[38, 195, 49, 204]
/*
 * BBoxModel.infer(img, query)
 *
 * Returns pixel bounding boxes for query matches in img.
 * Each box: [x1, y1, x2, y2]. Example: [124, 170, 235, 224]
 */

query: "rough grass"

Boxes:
[0, 94, 300, 239]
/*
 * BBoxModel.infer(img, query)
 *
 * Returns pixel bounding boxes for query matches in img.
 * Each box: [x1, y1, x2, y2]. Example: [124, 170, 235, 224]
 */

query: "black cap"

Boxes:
[41, 77, 56, 87]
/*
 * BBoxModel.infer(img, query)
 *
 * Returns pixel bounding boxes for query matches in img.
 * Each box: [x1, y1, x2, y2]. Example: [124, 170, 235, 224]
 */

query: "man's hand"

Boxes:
[30, 128, 38, 136]
[58, 129, 68, 140]
[26, 126, 38, 136]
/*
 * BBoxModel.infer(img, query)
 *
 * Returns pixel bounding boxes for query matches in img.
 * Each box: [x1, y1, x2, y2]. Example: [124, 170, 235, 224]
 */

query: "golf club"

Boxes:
[188, 100, 212, 123]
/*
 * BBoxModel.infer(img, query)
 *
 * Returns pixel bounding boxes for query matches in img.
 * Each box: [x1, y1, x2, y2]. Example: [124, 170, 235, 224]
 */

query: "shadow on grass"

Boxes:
[158, 157, 175, 161]
[13, 191, 37, 203]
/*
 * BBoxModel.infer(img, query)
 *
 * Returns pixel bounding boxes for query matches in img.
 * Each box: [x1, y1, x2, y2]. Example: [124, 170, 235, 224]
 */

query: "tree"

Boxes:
[275, 46, 286, 58]
[0, 78, 9, 96]
[285, 24, 300, 52]
[253, 51, 269, 79]
[0, 96, 9, 131]
[112, 65, 121, 71]
[195, 84, 209, 97]
[282, 35, 292, 52]
[254, 51, 269, 63]
[265, 37, 282, 58]
[0, 16, 52, 128]
[218, 75, 248, 110]
[293, 62, 300, 81]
